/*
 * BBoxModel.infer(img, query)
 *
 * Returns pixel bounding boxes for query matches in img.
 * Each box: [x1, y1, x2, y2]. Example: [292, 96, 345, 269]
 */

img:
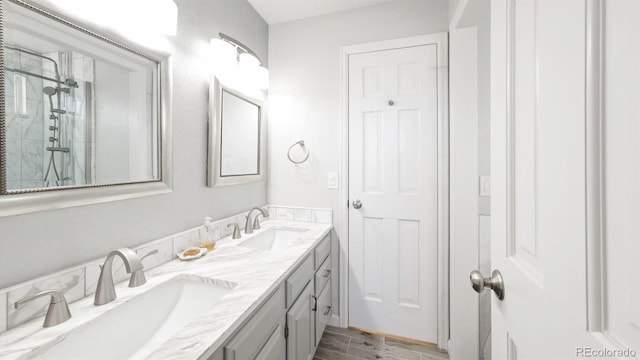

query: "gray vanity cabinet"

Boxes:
[312, 235, 332, 347]
[220, 286, 286, 360]
[314, 277, 331, 347]
[210, 232, 332, 360]
[284, 233, 332, 360]
[285, 282, 315, 360]
[284, 254, 315, 360]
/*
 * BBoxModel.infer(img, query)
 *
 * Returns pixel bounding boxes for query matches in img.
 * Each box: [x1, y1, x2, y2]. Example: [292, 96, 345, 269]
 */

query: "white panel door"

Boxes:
[603, 0, 640, 353]
[490, 0, 610, 358]
[348, 44, 439, 342]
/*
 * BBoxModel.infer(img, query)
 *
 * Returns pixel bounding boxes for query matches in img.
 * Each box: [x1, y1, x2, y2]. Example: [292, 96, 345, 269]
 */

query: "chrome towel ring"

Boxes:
[287, 140, 310, 164]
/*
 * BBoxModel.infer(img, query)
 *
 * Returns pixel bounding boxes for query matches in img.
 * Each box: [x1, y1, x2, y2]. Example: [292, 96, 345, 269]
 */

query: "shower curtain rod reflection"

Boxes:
[5, 67, 78, 87]
[4, 45, 79, 87]
[5, 45, 60, 75]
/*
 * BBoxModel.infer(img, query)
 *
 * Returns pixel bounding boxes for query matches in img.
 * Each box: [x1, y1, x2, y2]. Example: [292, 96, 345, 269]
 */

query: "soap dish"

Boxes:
[177, 247, 206, 261]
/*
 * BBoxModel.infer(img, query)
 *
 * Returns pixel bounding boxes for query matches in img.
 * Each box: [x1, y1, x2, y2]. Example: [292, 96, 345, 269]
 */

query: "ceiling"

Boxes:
[247, 0, 396, 24]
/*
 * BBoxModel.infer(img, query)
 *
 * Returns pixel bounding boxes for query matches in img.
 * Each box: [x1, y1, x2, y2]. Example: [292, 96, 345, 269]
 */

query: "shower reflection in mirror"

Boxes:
[5, 46, 85, 188]
[3, 0, 160, 193]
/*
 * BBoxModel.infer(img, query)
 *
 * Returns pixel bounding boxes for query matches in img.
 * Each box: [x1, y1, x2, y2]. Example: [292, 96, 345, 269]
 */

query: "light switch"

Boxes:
[328, 172, 339, 189]
[479, 176, 491, 197]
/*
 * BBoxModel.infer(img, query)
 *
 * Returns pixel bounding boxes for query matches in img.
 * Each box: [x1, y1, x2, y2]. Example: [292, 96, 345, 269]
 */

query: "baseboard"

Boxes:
[328, 314, 341, 327]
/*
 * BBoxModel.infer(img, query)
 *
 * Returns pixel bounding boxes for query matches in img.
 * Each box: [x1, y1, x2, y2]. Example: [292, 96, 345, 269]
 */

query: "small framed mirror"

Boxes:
[208, 76, 265, 187]
[0, 0, 173, 216]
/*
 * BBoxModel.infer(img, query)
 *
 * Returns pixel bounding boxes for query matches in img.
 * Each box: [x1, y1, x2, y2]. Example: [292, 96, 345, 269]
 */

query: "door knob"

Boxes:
[470, 269, 505, 300]
[352, 199, 362, 209]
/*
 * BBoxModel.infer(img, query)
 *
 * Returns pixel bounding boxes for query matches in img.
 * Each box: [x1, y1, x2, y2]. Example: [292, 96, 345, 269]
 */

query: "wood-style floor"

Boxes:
[313, 326, 449, 360]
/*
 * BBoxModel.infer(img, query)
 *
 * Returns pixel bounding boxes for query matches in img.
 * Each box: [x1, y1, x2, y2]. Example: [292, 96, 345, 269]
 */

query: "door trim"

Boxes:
[338, 33, 450, 349]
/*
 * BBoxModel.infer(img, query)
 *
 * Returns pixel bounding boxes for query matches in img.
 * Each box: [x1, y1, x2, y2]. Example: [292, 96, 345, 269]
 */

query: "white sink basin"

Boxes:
[32, 275, 236, 360]
[239, 228, 308, 251]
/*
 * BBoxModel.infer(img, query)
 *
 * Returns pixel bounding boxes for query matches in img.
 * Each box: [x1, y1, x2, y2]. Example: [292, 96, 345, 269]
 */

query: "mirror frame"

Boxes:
[207, 76, 265, 187]
[0, 0, 173, 217]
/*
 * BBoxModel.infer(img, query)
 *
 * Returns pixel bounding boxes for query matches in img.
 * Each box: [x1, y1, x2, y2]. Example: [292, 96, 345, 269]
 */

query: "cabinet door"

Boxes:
[225, 286, 285, 360]
[314, 280, 331, 347]
[286, 282, 314, 360]
[255, 323, 286, 360]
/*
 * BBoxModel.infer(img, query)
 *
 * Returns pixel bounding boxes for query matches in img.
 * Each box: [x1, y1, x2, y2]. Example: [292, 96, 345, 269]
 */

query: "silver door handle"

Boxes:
[352, 199, 362, 209]
[470, 269, 505, 300]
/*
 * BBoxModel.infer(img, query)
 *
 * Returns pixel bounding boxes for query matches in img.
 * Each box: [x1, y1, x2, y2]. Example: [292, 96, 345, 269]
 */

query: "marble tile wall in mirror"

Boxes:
[2, 0, 160, 193]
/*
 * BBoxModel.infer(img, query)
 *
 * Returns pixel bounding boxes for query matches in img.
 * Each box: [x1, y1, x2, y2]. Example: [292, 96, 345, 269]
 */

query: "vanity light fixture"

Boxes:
[210, 33, 269, 89]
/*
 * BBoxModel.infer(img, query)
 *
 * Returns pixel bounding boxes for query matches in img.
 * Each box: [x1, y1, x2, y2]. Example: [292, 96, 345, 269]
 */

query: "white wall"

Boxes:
[94, 60, 131, 183]
[0, 0, 268, 288]
[267, 0, 448, 319]
[449, 0, 462, 23]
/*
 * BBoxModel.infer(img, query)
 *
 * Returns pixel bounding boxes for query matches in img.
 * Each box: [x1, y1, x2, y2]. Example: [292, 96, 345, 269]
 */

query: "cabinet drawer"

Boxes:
[314, 234, 330, 269]
[224, 286, 285, 360]
[314, 280, 332, 347]
[314, 257, 331, 295]
[286, 255, 313, 308]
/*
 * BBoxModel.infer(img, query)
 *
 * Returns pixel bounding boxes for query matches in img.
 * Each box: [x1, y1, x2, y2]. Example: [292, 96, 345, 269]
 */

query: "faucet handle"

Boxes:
[15, 290, 72, 327]
[140, 249, 159, 262]
[227, 223, 242, 239]
[128, 249, 157, 288]
[128, 248, 160, 288]
[128, 270, 147, 288]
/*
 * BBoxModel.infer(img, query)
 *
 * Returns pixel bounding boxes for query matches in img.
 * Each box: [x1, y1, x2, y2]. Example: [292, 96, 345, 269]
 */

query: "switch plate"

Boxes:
[479, 176, 491, 197]
[328, 172, 339, 189]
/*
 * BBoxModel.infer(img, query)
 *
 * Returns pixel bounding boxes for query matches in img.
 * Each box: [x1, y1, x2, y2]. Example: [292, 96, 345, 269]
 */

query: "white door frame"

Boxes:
[448, 26, 480, 360]
[338, 33, 449, 349]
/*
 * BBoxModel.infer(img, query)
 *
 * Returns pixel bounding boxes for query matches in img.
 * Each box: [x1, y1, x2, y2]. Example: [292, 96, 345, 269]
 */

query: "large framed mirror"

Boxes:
[208, 76, 264, 187]
[0, 0, 173, 216]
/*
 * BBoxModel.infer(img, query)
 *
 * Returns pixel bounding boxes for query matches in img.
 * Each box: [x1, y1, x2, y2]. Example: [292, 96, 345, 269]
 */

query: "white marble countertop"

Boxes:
[0, 220, 333, 360]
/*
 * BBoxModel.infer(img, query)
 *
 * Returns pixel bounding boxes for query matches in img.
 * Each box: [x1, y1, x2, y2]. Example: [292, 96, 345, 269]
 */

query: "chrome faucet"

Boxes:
[15, 290, 71, 327]
[94, 248, 144, 305]
[244, 207, 269, 234]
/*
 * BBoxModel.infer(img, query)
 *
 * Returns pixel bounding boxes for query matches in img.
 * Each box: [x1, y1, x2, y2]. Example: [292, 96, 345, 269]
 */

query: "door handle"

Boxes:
[352, 199, 362, 209]
[470, 269, 505, 300]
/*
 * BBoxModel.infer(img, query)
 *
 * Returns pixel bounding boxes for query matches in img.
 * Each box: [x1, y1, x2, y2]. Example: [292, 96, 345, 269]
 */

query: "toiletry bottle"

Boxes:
[199, 217, 216, 251]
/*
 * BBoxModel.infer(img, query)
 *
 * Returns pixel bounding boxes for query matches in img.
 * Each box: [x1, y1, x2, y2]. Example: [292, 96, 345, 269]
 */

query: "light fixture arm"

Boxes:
[218, 32, 264, 65]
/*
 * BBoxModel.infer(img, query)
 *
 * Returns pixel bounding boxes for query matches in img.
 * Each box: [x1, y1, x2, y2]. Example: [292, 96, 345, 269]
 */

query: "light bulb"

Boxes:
[210, 38, 238, 77]
[238, 53, 268, 89]
[239, 52, 261, 68]
[254, 65, 269, 90]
